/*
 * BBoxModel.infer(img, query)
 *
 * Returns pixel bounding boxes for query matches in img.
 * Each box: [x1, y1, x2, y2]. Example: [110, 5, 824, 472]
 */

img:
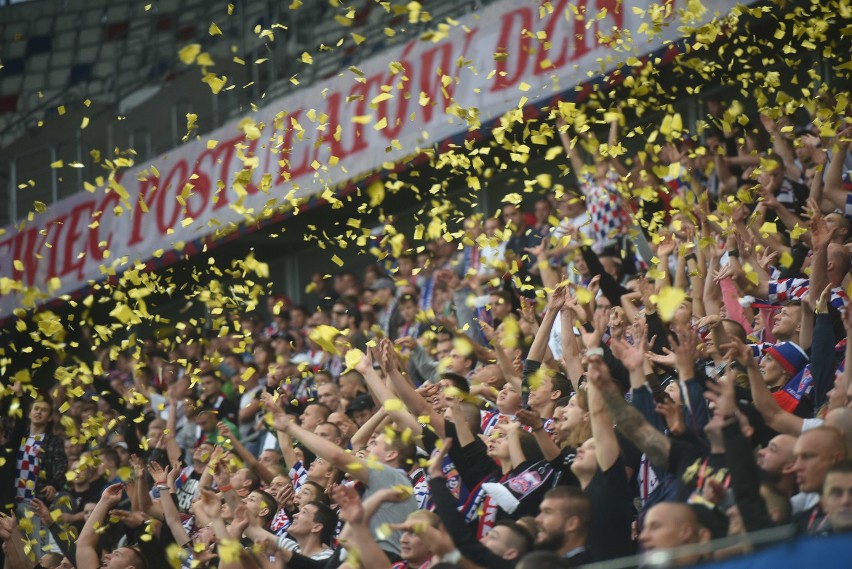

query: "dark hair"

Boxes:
[255, 489, 278, 528]
[385, 431, 418, 468]
[543, 486, 592, 534]
[304, 402, 333, 420]
[516, 550, 571, 569]
[317, 422, 342, 441]
[550, 373, 572, 400]
[494, 519, 535, 557]
[244, 469, 262, 492]
[307, 501, 338, 546]
[518, 430, 544, 464]
[440, 372, 470, 393]
[826, 459, 852, 477]
[301, 481, 330, 506]
[554, 396, 572, 409]
[99, 448, 120, 468]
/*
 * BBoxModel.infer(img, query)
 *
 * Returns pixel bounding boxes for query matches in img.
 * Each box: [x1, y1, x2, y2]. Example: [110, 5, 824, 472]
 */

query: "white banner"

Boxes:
[0, 0, 742, 319]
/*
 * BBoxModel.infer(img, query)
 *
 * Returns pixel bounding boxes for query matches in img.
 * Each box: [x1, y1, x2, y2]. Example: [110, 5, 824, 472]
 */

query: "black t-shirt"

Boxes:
[585, 455, 636, 561]
[69, 478, 106, 513]
[549, 447, 580, 488]
[667, 436, 729, 501]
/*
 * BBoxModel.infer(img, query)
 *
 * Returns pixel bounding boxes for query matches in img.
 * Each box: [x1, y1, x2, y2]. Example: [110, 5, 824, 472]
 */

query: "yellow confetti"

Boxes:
[656, 287, 687, 322]
[178, 44, 202, 64]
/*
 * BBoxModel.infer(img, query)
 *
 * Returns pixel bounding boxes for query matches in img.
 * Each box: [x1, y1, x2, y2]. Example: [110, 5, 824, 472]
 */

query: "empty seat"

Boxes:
[28, 53, 51, 73]
[75, 44, 100, 63]
[55, 31, 77, 50]
[78, 25, 101, 46]
[54, 13, 80, 32]
[50, 50, 73, 69]
[0, 76, 22, 96]
[47, 68, 69, 90]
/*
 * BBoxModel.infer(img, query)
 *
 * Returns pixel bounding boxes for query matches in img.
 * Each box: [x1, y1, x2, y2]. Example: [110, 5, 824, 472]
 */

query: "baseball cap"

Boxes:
[346, 393, 375, 416]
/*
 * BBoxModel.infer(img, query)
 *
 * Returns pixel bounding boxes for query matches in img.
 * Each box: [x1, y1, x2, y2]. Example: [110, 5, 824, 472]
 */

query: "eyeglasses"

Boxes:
[332, 310, 348, 316]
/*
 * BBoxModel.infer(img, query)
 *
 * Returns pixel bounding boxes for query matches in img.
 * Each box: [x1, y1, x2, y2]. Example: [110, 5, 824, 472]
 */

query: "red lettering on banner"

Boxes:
[10, 219, 56, 284]
[377, 43, 414, 141]
[128, 176, 157, 246]
[417, 27, 477, 123]
[491, 7, 533, 92]
[534, 0, 571, 73]
[63, 201, 96, 280]
[89, 191, 120, 262]
[317, 91, 349, 162]
[348, 74, 384, 155]
[279, 109, 316, 182]
[155, 160, 188, 234]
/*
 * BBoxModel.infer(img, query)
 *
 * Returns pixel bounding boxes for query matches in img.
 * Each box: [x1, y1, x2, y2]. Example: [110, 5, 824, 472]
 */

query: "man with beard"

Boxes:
[534, 486, 593, 566]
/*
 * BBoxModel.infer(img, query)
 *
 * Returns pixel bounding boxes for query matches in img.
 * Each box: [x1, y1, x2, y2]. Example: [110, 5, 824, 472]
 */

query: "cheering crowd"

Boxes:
[2, 95, 852, 569]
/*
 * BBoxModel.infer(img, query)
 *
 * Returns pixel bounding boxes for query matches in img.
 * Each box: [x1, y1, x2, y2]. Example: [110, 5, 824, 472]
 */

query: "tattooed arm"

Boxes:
[590, 358, 672, 472]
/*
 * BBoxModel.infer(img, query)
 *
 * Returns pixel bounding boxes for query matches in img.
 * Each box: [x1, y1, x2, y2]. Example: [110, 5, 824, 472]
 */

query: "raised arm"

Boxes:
[588, 361, 672, 472]
[560, 301, 585, 387]
[161, 463, 191, 547]
[725, 337, 803, 435]
[820, 127, 851, 212]
[218, 421, 275, 484]
[557, 117, 586, 176]
[77, 483, 125, 569]
[334, 484, 392, 569]
[389, 340, 447, 436]
[264, 393, 370, 483]
[586, 359, 621, 471]
[350, 408, 390, 452]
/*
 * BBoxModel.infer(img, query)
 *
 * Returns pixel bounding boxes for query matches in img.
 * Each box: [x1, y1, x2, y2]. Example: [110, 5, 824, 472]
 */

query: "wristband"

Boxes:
[440, 550, 462, 564]
[156, 480, 166, 486]
[156, 484, 169, 491]
[586, 347, 604, 358]
[532, 425, 544, 433]
[727, 249, 739, 258]
[218, 484, 233, 493]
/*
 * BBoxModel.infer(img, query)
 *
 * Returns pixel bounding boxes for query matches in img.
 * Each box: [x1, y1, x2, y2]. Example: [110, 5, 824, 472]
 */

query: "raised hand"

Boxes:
[809, 207, 835, 250]
[197, 490, 223, 520]
[516, 409, 544, 432]
[646, 347, 677, 368]
[332, 484, 366, 526]
[230, 505, 250, 537]
[670, 326, 698, 372]
[655, 399, 685, 436]
[704, 368, 737, 419]
[217, 421, 236, 441]
[129, 454, 146, 479]
[166, 461, 182, 493]
[29, 498, 53, 524]
[548, 285, 568, 313]
[110, 509, 147, 528]
[147, 461, 166, 485]
[478, 320, 497, 343]
[394, 336, 418, 351]
[585, 355, 615, 391]
[101, 483, 125, 506]
[720, 336, 755, 367]
[0, 512, 18, 541]
[427, 439, 452, 479]
[610, 336, 645, 373]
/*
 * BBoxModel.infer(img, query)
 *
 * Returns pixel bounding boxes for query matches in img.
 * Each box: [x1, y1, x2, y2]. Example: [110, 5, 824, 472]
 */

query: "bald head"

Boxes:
[793, 427, 848, 493]
[827, 244, 851, 285]
[757, 434, 797, 477]
[825, 408, 852, 457]
[639, 502, 705, 555]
